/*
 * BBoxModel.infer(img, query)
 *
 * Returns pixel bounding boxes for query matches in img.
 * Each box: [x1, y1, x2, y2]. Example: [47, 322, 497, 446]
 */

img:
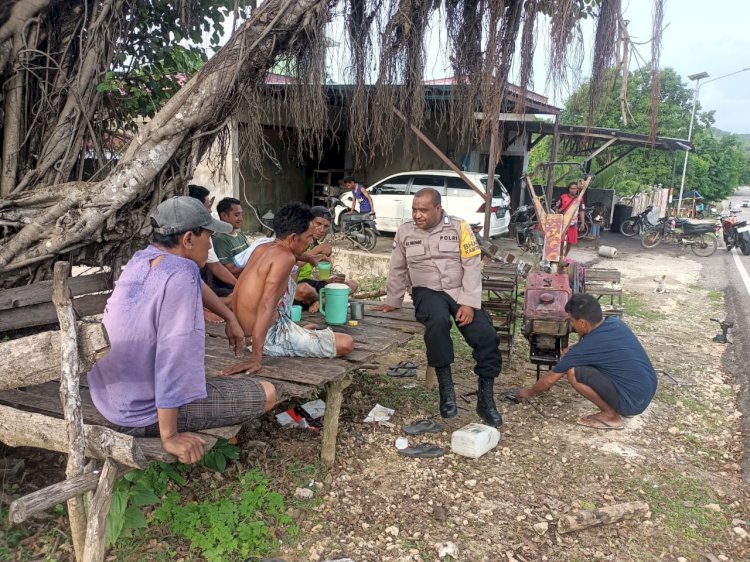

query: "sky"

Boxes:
[220, 0, 750, 134]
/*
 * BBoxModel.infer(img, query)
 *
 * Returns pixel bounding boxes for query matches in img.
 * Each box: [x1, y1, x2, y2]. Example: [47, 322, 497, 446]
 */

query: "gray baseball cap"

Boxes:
[151, 196, 233, 235]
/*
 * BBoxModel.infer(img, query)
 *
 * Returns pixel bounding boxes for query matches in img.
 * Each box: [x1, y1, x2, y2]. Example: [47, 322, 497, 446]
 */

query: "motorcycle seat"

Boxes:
[735, 220, 748, 228]
[342, 212, 373, 223]
[682, 222, 716, 234]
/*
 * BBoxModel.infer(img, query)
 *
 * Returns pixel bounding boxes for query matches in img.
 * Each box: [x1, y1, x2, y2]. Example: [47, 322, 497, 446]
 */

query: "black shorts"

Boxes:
[298, 279, 325, 292]
[573, 366, 625, 415]
[294, 279, 325, 309]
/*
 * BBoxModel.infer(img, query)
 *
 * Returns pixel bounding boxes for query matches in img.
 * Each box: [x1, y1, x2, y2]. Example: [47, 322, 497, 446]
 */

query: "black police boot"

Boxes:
[476, 377, 503, 427]
[435, 366, 457, 418]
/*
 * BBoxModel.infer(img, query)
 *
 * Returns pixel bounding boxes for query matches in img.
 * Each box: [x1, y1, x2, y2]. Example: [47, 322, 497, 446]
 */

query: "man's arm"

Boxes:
[516, 371, 565, 401]
[200, 282, 243, 356]
[157, 407, 207, 464]
[375, 229, 409, 310]
[456, 221, 482, 310]
[207, 262, 237, 286]
[363, 188, 375, 212]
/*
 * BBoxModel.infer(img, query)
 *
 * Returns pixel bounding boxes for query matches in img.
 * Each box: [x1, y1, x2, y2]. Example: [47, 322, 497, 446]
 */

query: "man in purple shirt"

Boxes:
[88, 196, 276, 464]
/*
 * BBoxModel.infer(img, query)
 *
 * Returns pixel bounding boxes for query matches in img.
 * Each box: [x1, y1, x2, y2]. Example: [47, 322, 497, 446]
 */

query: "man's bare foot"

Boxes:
[203, 308, 225, 324]
[576, 413, 623, 430]
[309, 301, 320, 313]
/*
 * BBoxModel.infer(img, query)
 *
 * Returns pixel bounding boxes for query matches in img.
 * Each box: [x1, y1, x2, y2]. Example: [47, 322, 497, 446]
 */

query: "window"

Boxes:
[372, 175, 409, 195]
[410, 175, 446, 195]
[446, 176, 478, 198]
[480, 177, 509, 199]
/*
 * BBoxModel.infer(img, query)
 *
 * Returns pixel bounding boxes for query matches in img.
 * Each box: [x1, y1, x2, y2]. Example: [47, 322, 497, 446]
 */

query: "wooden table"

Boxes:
[202, 301, 423, 465]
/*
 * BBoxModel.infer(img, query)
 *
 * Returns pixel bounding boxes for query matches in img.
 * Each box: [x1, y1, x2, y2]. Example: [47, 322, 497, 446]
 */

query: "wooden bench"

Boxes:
[583, 267, 624, 316]
[0, 265, 421, 561]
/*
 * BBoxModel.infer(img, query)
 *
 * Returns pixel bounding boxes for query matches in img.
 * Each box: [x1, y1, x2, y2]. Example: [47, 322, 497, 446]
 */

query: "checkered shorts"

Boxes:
[119, 378, 268, 438]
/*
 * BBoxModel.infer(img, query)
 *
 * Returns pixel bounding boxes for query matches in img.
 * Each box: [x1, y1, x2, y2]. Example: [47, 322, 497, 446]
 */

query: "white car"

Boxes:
[742, 200, 750, 208]
[335, 170, 511, 237]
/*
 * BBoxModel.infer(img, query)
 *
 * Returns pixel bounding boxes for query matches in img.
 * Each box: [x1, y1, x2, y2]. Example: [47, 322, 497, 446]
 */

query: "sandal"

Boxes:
[398, 443, 446, 458]
[386, 361, 418, 377]
[402, 419, 443, 435]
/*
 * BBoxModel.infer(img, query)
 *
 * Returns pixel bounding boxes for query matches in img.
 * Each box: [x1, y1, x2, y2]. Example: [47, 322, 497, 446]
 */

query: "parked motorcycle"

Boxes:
[720, 212, 750, 255]
[326, 196, 379, 251]
[640, 216, 720, 257]
[509, 204, 543, 257]
[620, 205, 655, 237]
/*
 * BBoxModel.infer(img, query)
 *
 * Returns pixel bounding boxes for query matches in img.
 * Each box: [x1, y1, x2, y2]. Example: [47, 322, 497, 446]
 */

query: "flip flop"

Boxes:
[398, 443, 446, 458]
[387, 361, 418, 377]
[402, 419, 443, 435]
[576, 417, 624, 430]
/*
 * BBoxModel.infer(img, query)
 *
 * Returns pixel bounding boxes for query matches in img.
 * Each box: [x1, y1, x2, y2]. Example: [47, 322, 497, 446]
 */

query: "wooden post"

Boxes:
[391, 107, 486, 199]
[320, 375, 352, 467]
[52, 261, 86, 562]
[557, 501, 651, 534]
[82, 458, 119, 562]
[546, 114, 560, 203]
[424, 366, 436, 391]
[484, 122, 498, 240]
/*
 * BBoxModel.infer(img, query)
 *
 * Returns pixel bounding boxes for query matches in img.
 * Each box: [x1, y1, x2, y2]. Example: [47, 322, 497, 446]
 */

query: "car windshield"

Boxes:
[479, 177, 509, 199]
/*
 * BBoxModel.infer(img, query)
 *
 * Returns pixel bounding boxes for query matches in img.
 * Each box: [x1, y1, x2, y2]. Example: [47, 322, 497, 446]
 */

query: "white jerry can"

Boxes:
[451, 423, 501, 459]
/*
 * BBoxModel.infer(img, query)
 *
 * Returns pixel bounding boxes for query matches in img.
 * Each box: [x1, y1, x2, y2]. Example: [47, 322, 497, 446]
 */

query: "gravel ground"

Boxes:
[241, 233, 750, 562]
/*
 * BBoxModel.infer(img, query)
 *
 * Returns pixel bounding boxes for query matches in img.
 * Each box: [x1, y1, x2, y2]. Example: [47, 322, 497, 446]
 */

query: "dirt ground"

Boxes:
[2, 236, 749, 561]
[241, 237, 750, 562]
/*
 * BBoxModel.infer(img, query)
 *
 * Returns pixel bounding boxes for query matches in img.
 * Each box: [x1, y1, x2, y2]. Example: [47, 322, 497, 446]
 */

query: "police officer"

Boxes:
[372, 188, 503, 427]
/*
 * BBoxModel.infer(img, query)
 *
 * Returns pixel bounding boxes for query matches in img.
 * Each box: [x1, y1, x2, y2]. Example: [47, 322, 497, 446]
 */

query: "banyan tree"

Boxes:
[0, 0, 664, 287]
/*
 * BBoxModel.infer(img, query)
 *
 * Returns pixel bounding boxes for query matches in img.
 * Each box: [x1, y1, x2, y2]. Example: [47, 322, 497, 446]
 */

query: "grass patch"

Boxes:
[707, 289, 723, 303]
[623, 293, 661, 321]
[624, 471, 730, 550]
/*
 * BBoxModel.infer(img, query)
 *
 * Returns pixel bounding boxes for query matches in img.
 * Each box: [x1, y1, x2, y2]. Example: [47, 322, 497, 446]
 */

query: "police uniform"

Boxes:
[385, 214, 502, 382]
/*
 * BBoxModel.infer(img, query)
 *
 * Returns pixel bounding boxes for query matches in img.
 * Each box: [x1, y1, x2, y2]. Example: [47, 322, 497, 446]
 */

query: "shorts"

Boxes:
[573, 366, 625, 414]
[118, 378, 268, 437]
[565, 225, 579, 245]
[298, 279, 325, 292]
[263, 314, 336, 358]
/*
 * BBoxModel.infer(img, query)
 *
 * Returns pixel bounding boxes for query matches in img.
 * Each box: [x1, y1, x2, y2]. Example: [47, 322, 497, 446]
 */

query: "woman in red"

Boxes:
[557, 181, 585, 257]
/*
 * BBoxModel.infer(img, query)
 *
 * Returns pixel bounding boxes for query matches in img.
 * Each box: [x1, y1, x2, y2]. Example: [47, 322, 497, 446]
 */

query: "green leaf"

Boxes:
[122, 505, 148, 530]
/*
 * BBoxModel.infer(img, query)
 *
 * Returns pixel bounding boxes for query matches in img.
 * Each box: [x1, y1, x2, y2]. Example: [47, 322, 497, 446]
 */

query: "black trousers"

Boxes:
[412, 287, 501, 380]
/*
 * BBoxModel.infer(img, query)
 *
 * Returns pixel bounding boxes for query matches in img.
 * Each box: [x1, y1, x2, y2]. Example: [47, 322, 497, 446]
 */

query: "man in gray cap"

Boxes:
[87, 196, 277, 464]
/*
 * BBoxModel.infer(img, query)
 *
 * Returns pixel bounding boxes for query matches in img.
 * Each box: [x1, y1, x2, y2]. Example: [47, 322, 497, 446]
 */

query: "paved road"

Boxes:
[713, 188, 750, 481]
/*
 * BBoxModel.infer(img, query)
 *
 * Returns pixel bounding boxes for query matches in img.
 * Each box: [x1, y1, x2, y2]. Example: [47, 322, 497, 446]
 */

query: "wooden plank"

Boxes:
[0, 273, 112, 312]
[0, 389, 111, 426]
[0, 405, 149, 469]
[0, 293, 110, 333]
[0, 321, 109, 391]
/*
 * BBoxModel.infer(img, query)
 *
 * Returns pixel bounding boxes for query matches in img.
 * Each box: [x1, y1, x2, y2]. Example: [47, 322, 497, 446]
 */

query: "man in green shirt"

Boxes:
[294, 206, 358, 312]
[211, 197, 249, 296]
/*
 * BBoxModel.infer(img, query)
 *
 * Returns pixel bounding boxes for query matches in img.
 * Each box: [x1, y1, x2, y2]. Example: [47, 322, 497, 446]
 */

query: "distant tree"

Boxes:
[547, 66, 750, 201]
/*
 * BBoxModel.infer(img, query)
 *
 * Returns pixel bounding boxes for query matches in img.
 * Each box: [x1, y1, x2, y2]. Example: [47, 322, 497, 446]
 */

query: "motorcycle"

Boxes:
[640, 216, 720, 257]
[620, 205, 655, 237]
[720, 212, 750, 255]
[509, 204, 543, 257]
[326, 196, 379, 251]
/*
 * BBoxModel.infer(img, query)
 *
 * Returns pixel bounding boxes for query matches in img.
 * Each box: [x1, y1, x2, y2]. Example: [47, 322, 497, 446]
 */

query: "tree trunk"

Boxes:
[0, 0, 329, 286]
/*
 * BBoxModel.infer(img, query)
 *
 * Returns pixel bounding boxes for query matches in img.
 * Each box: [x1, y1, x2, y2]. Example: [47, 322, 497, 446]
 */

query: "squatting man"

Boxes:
[516, 293, 657, 430]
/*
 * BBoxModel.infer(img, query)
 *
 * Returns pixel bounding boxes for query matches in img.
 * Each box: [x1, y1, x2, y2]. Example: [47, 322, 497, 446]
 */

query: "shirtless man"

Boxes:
[221, 203, 354, 375]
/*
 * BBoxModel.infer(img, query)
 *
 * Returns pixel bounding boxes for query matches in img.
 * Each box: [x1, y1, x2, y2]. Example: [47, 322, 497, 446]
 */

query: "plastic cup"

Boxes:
[318, 261, 331, 281]
[290, 305, 302, 322]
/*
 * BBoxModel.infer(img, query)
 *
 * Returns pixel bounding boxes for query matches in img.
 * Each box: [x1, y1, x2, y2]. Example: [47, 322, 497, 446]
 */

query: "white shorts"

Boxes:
[262, 315, 337, 358]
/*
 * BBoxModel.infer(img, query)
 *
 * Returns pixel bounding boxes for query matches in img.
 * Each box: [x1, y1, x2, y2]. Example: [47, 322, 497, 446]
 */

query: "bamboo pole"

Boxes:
[52, 261, 86, 561]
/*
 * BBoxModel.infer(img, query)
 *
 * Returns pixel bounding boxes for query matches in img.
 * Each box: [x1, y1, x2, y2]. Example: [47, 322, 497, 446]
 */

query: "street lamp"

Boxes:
[676, 66, 750, 216]
[675, 71, 709, 217]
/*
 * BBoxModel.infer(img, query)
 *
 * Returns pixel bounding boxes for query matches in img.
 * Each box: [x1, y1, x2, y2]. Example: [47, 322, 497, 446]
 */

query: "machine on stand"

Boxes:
[520, 172, 591, 378]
